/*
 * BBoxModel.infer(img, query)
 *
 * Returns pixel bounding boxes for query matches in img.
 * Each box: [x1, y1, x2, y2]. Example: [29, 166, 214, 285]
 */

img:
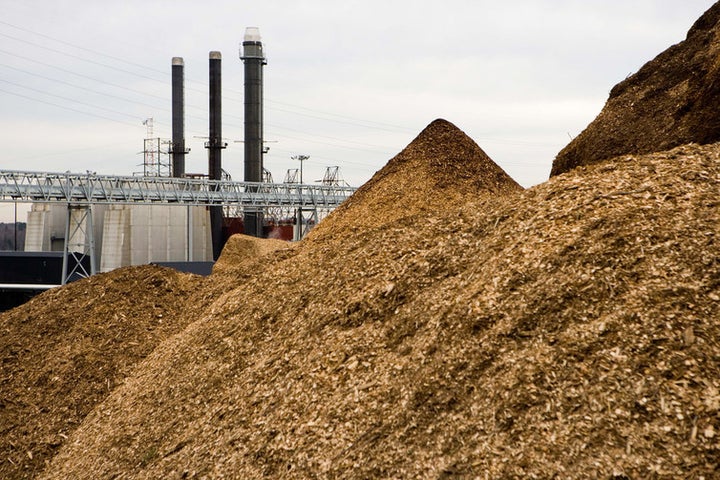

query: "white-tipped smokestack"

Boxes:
[171, 56, 186, 178]
[244, 27, 261, 42]
[240, 26, 266, 237]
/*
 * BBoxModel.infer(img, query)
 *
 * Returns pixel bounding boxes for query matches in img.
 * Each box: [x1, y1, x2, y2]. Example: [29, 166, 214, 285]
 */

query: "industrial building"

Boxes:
[0, 27, 356, 305]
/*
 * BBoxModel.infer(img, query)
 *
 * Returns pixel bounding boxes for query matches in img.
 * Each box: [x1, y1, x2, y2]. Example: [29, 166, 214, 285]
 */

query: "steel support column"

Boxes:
[61, 204, 96, 285]
[293, 207, 318, 241]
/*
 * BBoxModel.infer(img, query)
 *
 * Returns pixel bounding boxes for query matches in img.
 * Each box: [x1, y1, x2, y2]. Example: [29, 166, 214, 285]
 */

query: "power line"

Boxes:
[0, 87, 142, 127]
[0, 78, 151, 121]
[0, 62, 218, 127]
[265, 122, 399, 151]
[0, 31, 168, 85]
[0, 19, 171, 78]
[0, 62, 169, 112]
[266, 99, 417, 132]
[261, 103, 417, 133]
[0, 48, 168, 102]
[0, 23, 417, 140]
[267, 130, 395, 155]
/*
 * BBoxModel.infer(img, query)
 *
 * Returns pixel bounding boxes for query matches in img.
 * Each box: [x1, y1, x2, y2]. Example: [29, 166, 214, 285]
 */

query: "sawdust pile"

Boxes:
[552, 2, 720, 176]
[38, 131, 719, 478]
[0, 265, 212, 480]
[309, 118, 522, 241]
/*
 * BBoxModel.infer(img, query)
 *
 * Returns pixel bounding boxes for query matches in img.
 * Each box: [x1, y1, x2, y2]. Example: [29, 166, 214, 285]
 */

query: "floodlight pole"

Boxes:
[292, 154, 309, 184]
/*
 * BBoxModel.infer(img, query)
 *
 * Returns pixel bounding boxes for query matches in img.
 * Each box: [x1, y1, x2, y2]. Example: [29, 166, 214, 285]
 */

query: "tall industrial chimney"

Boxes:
[240, 27, 266, 237]
[206, 51, 226, 260]
[171, 57, 187, 177]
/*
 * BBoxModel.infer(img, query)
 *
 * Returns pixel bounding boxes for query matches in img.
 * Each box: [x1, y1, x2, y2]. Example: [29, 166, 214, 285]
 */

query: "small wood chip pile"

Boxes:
[0, 265, 212, 480]
[552, 1, 720, 176]
[33, 123, 720, 479]
[212, 234, 292, 278]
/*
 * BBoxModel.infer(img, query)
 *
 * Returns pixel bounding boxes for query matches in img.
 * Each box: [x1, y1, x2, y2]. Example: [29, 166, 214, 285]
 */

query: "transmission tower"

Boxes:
[320, 166, 347, 186]
[141, 118, 171, 177]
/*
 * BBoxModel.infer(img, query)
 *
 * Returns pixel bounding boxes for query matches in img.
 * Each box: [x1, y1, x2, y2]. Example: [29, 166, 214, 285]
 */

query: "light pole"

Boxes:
[291, 155, 309, 241]
[292, 154, 309, 184]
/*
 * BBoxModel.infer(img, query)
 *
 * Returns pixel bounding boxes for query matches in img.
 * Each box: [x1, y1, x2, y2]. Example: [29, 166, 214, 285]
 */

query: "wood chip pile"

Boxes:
[33, 128, 720, 478]
[308, 118, 522, 242]
[0, 265, 212, 479]
[212, 234, 292, 278]
[552, 1, 720, 176]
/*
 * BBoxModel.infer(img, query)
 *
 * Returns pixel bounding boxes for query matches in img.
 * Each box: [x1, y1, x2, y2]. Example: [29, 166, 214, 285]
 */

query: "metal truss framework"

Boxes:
[293, 208, 319, 241]
[0, 170, 356, 208]
[62, 205, 95, 285]
[0, 170, 357, 284]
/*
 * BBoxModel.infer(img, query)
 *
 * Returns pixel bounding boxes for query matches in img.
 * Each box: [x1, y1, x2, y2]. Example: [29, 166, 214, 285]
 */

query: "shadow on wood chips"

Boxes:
[0, 265, 217, 479]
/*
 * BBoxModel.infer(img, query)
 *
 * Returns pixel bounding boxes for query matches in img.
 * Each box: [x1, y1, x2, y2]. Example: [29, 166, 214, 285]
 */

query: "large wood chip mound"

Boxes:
[552, 1, 720, 176]
[307, 118, 522, 242]
[0, 265, 212, 480]
[36, 138, 719, 479]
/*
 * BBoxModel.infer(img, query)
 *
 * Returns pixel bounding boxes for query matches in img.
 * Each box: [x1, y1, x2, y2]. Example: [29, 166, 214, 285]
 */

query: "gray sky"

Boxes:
[0, 0, 715, 223]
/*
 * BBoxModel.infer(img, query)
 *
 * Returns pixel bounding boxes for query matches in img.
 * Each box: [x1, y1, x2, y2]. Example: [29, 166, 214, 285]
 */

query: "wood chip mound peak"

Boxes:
[308, 118, 522, 242]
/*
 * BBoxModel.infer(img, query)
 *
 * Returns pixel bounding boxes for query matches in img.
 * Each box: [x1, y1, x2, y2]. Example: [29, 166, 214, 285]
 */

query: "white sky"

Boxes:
[0, 1, 715, 221]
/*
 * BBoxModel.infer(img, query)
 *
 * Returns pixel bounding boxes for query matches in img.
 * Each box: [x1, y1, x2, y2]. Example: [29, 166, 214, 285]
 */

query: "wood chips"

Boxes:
[0, 265, 213, 479]
[3, 116, 714, 479]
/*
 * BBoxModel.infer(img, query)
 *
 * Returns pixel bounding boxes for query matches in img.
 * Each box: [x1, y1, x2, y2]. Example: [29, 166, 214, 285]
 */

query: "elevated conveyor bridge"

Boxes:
[0, 170, 357, 284]
[0, 170, 356, 207]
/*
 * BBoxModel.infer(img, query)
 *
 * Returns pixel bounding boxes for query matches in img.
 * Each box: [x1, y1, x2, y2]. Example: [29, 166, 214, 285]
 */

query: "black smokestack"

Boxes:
[241, 27, 265, 182]
[240, 27, 266, 237]
[207, 51, 225, 260]
[208, 51, 224, 181]
[171, 57, 186, 178]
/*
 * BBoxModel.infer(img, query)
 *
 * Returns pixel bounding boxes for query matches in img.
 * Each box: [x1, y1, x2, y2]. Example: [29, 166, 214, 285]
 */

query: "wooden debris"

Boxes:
[0, 265, 213, 479]
[34, 129, 720, 479]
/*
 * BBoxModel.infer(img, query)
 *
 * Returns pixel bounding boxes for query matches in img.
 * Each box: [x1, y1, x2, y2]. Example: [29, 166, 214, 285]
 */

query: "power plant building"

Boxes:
[12, 27, 352, 284]
[24, 203, 213, 273]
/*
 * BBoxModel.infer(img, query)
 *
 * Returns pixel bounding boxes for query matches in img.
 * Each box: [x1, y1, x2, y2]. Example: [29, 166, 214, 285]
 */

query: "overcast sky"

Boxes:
[0, 0, 715, 223]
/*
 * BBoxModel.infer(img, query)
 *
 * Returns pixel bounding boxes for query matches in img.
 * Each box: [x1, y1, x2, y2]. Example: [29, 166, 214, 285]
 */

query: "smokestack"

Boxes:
[206, 51, 226, 260]
[171, 57, 186, 177]
[207, 51, 225, 181]
[241, 27, 265, 182]
[240, 27, 267, 237]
